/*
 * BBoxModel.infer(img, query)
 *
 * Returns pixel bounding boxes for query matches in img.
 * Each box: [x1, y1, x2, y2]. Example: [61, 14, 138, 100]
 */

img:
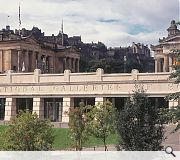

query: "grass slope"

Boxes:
[0, 125, 117, 150]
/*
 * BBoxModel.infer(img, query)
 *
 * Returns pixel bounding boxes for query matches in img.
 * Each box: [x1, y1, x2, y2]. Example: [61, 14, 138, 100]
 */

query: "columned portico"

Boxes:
[155, 58, 161, 72]
[155, 55, 170, 73]
[151, 20, 180, 73]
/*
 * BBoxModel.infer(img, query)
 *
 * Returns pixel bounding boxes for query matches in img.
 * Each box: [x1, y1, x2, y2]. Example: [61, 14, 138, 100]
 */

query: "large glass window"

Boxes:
[44, 98, 63, 122]
[74, 97, 95, 107]
[149, 97, 168, 108]
[106, 97, 126, 111]
[0, 98, 5, 120]
[16, 98, 33, 114]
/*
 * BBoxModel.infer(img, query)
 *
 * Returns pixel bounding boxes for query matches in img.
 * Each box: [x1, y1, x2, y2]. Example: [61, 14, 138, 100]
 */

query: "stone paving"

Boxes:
[163, 125, 179, 151]
[82, 125, 179, 151]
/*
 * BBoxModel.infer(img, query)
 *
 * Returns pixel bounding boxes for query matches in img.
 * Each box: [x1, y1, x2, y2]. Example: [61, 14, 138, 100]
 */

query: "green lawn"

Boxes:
[0, 125, 117, 150]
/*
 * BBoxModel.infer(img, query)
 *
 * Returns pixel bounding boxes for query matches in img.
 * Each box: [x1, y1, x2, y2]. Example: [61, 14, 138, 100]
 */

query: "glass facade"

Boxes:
[0, 98, 5, 120]
[44, 98, 63, 122]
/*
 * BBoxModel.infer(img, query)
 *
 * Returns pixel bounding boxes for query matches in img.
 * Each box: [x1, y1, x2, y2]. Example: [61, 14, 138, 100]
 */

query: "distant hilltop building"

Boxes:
[0, 25, 80, 73]
[105, 42, 153, 73]
[107, 42, 150, 58]
[14, 26, 82, 47]
[151, 20, 180, 72]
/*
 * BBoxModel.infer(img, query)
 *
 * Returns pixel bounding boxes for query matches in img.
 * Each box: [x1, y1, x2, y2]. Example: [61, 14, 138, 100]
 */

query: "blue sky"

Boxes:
[0, 0, 179, 47]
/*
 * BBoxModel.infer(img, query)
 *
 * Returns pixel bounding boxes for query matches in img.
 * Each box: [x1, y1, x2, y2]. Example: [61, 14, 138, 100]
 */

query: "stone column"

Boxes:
[70, 58, 73, 72]
[75, 59, 79, 72]
[66, 58, 70, 70]
[77, 59, 79, 72]
[31, 51, 36, 71]
[95, 97, 105, 105]
[62, 97, 74, 123]
[155, 58, 161, 72]
[4, 98, 16, 121]
[24, 51, 29, 72]
[17, 50, 22, 72]
[169, 54, 173, 72]
[158, 58, 162, 72]
[73, 58, 76, 73]
[111, 97, 115, 107]
[163, 55, 169, 72]
[169, 99, 179, 109]
[64, 58, 67, 70]
[49, 56, 54, 73]
[0, 50, 3, 72]
[33, 98, 44, 119]
[37, 53, 42, 70]
[42, 56, 46, 73]
[155, 59, 158, 72]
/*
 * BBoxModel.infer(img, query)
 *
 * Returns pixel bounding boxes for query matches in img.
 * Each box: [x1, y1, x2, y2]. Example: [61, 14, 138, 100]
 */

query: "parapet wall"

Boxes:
[0, 69, 178, 97]
[0, 68, 171, 84]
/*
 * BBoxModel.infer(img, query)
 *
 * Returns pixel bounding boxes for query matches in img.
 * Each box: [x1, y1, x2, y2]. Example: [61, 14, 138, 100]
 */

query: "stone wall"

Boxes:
[0, 69, 178, 97]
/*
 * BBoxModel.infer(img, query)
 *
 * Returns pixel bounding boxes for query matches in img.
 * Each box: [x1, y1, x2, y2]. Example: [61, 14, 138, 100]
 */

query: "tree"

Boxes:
[87, 58, 124, 73]
[87, 101, 116, 151]
[2, 110, 54, 151]
[68, 102, 89, 151]
[116, 89, 165, 150]
[166, 49, 180, 131]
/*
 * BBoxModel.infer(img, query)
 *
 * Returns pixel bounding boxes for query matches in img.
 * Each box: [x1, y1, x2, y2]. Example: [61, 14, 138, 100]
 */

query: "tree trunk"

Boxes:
[103, 137, 107, 151]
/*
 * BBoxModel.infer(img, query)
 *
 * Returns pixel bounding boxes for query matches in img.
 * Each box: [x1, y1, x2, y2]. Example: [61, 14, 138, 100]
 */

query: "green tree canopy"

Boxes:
[1, 110, 54, 151]
[167, 49, 180, 131]
[86, 101, 116, 151]
[68, 102, 89, 151]
[116, 89, 165, 151]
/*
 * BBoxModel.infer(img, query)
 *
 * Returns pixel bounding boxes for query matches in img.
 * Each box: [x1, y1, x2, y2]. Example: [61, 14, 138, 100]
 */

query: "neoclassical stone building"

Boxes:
[151, 20, 180, 72]
[0, 21, 179, 127]
[0, 26, 80, 74]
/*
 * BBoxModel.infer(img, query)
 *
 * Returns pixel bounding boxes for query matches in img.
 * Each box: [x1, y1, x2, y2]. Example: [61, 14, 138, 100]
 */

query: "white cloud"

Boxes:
[0, 0, 179, 47]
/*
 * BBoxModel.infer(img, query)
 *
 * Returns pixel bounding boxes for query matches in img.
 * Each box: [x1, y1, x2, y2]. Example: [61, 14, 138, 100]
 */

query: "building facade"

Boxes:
[0, 26, 80, 74]
[0, 21, 179, 127]
[151, 20, 180, 72]
[0, 69, 179, 127]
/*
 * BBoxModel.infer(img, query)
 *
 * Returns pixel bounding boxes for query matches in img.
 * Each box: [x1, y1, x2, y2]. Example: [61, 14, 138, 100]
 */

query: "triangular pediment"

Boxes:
[164, 35, 180, 43]
[22, 36, 40, 45]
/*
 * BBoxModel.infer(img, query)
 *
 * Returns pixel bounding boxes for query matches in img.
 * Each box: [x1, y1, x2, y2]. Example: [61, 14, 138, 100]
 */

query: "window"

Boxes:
[44, 98, 63, 122]
[0, 99, 5, 120]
